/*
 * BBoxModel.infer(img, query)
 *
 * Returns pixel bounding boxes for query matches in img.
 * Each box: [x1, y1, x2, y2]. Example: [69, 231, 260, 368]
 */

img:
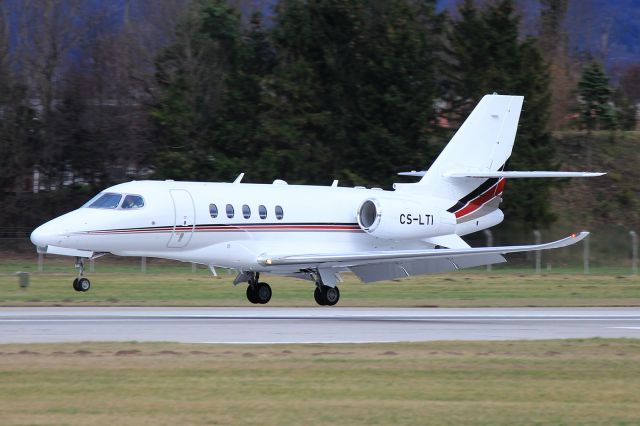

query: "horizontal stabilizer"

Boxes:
[444, 171, 606, 178]
[399, 171, 605, 178]
[258, 232, 588, 267]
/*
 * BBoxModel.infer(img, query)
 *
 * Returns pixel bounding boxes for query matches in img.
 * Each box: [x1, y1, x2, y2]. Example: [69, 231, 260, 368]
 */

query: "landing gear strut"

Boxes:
[246, 273, 271, 304]
[72, 257, 91, 292]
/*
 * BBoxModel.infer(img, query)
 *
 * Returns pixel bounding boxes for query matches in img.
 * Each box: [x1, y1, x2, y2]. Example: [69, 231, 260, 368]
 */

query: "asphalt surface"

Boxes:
[1, 307, 639, 344]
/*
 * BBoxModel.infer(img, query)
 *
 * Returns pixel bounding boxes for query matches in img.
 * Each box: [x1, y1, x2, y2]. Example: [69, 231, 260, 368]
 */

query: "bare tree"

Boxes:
[537, 0, 580, 129]
[14, 0, 108, 188]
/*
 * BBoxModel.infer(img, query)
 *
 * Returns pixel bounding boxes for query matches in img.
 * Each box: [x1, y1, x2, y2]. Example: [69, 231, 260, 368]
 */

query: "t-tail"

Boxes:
[398, 94, 604, 235]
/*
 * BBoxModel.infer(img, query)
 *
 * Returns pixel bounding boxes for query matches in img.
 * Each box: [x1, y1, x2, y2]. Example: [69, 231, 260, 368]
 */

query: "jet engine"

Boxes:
[356, 198, 456, 240]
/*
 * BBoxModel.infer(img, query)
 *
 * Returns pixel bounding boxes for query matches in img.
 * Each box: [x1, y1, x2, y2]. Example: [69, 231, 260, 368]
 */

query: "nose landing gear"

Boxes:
[72, 257, 91, 292]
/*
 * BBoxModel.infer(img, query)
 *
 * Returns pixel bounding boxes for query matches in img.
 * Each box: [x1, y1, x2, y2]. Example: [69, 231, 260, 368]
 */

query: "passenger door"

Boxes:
[167, 189, 195, 248]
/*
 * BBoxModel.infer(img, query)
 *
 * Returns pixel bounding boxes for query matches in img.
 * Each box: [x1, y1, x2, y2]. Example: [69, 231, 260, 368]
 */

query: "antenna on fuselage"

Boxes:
[331, 180, 339, 187]
[233, 173, 245, 184]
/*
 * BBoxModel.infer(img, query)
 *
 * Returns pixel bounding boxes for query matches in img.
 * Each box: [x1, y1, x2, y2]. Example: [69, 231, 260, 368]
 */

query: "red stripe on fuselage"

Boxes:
[82, 224, 363, 235]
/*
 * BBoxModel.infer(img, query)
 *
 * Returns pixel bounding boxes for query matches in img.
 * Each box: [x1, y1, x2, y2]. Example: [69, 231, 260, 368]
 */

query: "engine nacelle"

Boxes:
[356, 198, 456, 240]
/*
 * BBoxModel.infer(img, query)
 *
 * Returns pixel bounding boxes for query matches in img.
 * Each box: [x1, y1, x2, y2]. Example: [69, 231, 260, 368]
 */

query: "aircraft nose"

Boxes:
[30, 222, 59, 248]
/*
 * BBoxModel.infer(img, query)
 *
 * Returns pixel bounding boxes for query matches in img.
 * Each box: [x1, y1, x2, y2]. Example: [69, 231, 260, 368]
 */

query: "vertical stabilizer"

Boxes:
[418, 95, 523, 201]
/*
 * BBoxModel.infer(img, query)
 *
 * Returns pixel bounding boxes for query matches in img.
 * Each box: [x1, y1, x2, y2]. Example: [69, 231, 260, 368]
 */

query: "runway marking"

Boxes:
[2, 317, 640, 323]
[609, 327, 640, 330]
[197, 341, 409, 344]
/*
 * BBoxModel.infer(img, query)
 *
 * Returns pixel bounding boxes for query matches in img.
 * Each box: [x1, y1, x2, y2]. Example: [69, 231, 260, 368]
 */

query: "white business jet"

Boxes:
[31, 94, 603, 306]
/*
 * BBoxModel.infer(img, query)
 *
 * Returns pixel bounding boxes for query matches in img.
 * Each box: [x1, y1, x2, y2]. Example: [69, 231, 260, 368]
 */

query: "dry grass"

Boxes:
[1, 339, 640, 425]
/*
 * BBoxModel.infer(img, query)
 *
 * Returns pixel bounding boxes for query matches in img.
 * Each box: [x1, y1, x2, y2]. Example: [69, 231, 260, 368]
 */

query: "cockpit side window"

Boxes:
[86, 193, 122, 209]
[121, 195, 145, 209]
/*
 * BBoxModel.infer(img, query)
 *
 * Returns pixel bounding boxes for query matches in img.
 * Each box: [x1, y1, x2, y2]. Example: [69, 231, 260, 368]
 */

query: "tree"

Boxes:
[537, 0, 578, 130]
[445, 0, 556, 228]
[152, 0, 243, 180]
[15, 0, 107, 190]
[619, 64, 640, 103]
[0, 3, 38, 194]
[210, 12, 277, 179]
[253, 0, 442, 186]
[576, 61, 616, 131]
[152, 0, 444, 188]
[0, 3, 42, 238]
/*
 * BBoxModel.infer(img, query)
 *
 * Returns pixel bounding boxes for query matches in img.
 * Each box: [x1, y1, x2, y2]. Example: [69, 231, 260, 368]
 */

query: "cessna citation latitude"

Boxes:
[31, 94, 603, 306]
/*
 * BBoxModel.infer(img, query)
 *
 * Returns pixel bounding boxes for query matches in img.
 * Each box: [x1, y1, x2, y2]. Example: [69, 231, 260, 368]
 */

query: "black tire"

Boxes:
[77, 277, 91, 292]
[256, 282, 272, 304]
[324, 286, 340, 306]
[246, 284, 259, 304]
[314, 287, 326, 306]
[72, 278, 80, 292]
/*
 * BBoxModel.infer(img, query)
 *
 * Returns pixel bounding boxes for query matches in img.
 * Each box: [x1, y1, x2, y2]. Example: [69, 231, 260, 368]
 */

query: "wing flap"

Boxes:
[257, 232, 587, 267]
[350, 254, 506, 283]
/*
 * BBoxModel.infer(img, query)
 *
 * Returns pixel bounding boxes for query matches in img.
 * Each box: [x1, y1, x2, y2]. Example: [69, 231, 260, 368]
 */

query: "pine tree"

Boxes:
[577, 61, 616, 131]
[256, 0, 442, 186]
[210, 12, 278, 181]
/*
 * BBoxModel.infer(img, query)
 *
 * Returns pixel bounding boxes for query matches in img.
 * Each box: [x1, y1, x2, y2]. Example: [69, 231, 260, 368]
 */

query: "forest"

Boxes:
[0, 0, 638, 245]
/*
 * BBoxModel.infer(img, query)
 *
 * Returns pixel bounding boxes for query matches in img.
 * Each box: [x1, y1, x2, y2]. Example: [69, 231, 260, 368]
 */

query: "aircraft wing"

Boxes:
[257, 232, 587, 267]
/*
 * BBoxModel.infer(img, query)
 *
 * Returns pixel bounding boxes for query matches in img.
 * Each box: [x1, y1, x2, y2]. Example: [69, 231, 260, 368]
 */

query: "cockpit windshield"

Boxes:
[83, 193, 145, 209]
[121, 195, 145, 209]
[86, 193, 122, 209]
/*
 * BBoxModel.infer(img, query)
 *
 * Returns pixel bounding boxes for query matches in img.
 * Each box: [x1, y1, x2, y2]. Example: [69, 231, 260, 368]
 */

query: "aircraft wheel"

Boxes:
[323, 286, 340, 306]
[72, 278, 81, 292]
[314, 287, 326, 306]
[246, 284, 259, 304]
[77, 277, 91, 292]
[255, 282, 272, 304]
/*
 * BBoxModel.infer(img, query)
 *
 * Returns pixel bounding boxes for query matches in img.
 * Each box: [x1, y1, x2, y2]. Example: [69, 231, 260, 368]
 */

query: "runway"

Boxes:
[1, 307, 640, 344]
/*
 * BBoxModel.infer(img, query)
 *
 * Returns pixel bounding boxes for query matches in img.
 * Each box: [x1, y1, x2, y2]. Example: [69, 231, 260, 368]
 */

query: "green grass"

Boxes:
[1, 268, 640, 307]
[1, 339, 640, 425]
[0, 254, 639, 307]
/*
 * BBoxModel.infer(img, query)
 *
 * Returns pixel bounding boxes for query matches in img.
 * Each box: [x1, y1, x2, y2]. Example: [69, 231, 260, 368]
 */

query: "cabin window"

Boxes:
[86, 193, 122, 209]
[209, 204, 218, 218]
[259, 205, 267, 219]
[226, 204, 234, 219]
[242, 204, 251, 219]
[121, 195, 145, 209]
[275, 205, 284, 220]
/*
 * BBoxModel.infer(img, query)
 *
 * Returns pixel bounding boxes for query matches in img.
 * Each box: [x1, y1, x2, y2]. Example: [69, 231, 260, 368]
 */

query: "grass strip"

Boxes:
[1, 339, 639, 425]
[1, 271, 639, 307]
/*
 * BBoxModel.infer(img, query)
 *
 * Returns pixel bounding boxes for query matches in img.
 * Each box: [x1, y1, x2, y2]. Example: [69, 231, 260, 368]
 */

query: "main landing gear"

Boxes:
[239, 271, 340, 306]
[246, 273, 272, 304]
[72, 257, 91, 292]
[314, 284, 340, 306]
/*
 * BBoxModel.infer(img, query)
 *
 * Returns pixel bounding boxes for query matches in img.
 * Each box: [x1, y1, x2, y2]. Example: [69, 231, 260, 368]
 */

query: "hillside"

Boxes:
[551, 131, 640, 229]
[545, 131, 639, 266]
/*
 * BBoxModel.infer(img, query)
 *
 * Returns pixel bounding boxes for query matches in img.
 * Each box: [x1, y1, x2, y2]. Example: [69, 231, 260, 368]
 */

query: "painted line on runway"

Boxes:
[196, 341, 410, 344]
[2, 317, 640, 322]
